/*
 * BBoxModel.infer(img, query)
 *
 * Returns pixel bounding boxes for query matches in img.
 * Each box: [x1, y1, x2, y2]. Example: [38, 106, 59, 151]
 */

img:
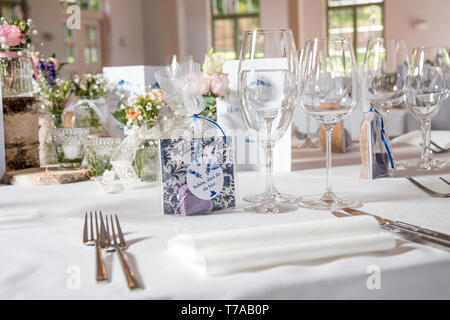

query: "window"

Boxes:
[211, 0, 260, 60]
[0, 0, 25, 20]
[60, 0, 103, 73]
[327, 0, 384, 64]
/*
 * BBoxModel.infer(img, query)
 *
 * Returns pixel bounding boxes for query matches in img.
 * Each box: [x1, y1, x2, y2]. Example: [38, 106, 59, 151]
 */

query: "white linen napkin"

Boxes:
[167, 216, 395, 276]
[392, 130, 450, 149]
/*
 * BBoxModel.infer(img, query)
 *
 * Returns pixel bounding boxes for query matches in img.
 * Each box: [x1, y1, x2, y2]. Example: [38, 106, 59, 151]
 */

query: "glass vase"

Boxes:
[39, 113, 64, 167]
[73, 97, 108, 135]
[0, 49, 36, 97]
[86, 137, 122, 177]
[134, 139, 160, 182]
[51, 128, 89, 168]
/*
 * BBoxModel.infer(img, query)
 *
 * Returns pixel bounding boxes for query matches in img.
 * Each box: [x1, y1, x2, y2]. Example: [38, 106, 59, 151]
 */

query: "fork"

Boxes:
[406, 176, 450, 198]
[439, 177, 450, 186]
[431, 141, 450, 153]
[105, 214, 138, 289]
[83, 212, 108, 281]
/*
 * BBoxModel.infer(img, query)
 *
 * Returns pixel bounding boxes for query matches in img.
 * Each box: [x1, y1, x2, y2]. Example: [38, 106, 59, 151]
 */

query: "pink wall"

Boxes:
[385, 0, 450, 49]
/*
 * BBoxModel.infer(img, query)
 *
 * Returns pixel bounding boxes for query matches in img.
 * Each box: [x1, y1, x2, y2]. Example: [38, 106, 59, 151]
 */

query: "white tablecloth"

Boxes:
[1, 147, 450, 299]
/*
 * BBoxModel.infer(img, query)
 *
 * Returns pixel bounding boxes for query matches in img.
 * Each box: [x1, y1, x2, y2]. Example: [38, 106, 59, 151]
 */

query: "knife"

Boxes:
[332, 210, 450, 252]
[343, 208, 450, 242]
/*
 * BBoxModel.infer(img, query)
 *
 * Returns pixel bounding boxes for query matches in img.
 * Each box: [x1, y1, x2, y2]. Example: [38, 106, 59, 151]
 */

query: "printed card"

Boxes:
[160, 136, 235, 215]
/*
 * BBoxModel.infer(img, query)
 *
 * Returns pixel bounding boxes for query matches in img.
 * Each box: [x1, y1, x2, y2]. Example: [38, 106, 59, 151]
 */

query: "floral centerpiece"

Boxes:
[199, 49, 230, 121]
[36, 55, 71, 128]
[71, 73, 110, 134]
[0, 17, 39, 97]
[112, 88, 168, 181]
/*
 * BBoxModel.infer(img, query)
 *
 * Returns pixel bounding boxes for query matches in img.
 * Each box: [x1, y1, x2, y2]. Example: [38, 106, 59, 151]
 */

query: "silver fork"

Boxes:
[431, 141, 450, 154]
[406, 176, 450, 198]
[82, 211, 108, 281]
[105, 214, 138, 289]
[439, 177, 450, 186]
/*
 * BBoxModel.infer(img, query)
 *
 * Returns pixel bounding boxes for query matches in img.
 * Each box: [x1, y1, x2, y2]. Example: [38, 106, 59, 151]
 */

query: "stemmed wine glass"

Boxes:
[238, 29, 298, 213]
[298, 38, 361, 210]
[403, 46, 450, 170]
[363, 39, 409, 154]
[295, 49, 319, 149]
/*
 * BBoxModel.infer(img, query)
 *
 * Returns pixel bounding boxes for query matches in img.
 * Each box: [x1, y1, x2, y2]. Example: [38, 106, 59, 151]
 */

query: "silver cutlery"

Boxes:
[431, 141, 450, 153]
[83, 211, 107, 281]
[332, 210, 450, 251]
[406, 176, 450, 198]
[439, 177, 450, 186]
[342, 208, 450, 242]
[105, 214, 138, 289]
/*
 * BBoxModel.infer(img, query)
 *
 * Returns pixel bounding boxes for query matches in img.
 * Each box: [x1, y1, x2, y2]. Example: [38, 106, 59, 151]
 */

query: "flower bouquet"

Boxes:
[112, 88, 169, 181]
[199, 49, 230, 121]
[0, 17, 39, 97]
[71, 73, 110, 135]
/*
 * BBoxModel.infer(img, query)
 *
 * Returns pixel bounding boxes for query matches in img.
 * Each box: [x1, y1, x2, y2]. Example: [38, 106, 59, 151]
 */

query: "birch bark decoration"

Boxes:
[3, 97, 40, 171]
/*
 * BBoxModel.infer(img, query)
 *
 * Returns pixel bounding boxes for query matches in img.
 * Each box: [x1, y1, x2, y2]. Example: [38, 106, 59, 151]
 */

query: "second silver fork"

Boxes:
[104, 214, 138, 289]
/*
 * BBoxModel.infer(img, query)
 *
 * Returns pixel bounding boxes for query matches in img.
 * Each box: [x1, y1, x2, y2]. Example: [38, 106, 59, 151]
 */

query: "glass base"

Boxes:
[244, 200, 298, 214]
[400, 158, 449, 171]
[58, 162, 82, 169]
[243, 190, 300, 204]
[298, 190, 362, 211]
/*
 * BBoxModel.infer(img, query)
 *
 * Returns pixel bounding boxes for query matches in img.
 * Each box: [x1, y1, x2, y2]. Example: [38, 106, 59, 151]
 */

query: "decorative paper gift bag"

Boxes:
[360, 107, 395, 179]
[160, 136, 235, 215]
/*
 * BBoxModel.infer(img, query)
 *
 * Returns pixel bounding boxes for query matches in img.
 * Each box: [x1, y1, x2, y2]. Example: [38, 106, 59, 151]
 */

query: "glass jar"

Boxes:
[86, 137, 122, 176]
[134, 139, 160, 182]
[51, 128, 89, 168]
[73, 97, 108, 135]
[0, 49, 36, 97]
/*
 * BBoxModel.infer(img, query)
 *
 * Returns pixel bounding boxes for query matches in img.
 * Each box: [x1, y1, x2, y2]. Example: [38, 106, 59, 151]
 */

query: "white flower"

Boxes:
[134, 106, 139, 112]
[32, 30, 38, 36]
[1, 44, 8, 49]
[137, 115, 143, 121]
[17, 51, 23, 57]
[0, 37, 6, 43]
[120, 94, 125, 99]
[120, 104, 126, 110]
[156, 105, 162, 110]
[27, 19, 33, 25]
[149, 93, 156, 100]
[202, 48, 224, 74]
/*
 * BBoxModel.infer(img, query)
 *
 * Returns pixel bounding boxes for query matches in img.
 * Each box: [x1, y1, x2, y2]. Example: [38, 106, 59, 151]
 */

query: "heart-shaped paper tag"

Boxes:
[186, 157, 224, 200]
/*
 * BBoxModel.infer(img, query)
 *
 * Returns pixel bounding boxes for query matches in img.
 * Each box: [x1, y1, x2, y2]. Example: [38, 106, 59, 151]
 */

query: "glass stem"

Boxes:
[264, 120, 274, 197]
[325, 126, 334, 194]
[264, 144, 274, 196]
[420, 119, 431, 167]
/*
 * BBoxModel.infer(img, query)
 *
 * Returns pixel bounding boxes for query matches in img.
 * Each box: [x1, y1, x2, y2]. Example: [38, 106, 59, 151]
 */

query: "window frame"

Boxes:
[211, 0, 260, 59]
[326, 0, 385, 62]
[61, 1, 104, 74]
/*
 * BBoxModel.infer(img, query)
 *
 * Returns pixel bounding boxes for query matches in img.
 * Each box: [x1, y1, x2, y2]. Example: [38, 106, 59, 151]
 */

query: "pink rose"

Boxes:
[0, 25, 25, 47]
[210, 73, 229, 97]
[200, 72, 212, 95]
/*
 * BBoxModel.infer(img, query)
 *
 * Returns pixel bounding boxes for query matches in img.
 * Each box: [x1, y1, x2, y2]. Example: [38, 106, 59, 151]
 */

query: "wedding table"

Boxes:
[1, 144, 450, 300]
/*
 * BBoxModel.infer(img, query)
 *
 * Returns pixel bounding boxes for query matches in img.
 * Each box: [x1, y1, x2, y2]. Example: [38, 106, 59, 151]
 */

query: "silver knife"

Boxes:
[343, 208, 450, 242]
[332, 210, 450, 252]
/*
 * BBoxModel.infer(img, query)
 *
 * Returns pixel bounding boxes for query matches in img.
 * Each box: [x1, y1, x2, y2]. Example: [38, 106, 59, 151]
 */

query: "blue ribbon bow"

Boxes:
[369, 107, 395, 169]
[191, 114, 226, 164]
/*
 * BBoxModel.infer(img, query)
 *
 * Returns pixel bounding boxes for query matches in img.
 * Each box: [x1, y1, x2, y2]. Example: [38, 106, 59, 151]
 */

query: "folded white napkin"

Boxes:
[392, 130, 450, 149]
[167, 216, 395, 276]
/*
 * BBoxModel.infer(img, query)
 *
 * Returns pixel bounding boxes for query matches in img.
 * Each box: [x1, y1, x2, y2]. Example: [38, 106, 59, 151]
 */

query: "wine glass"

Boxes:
[403, 46, 450, 170]
[238, 29, 298, 213]
[363, 39, 409, 145]
[298, 38, 361, 210]
[295, 48, 319, 149]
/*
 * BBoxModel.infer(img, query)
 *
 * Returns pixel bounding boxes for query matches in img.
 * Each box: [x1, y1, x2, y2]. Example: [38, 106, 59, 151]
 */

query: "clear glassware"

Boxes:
[86, 137, 122, 176]
[0, 48, 36, 97]
[51, 128, 89, 168]
[73, 96, 109, 135]
[238, 28, 298, 213]
[298, 38, 361, 211]
[403, 46, 450, 170]
[294, 48, 319, 150]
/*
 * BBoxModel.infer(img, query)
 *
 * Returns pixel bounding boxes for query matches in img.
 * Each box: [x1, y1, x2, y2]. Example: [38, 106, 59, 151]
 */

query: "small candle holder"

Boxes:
[51, 128, 89, 168]
[86, 137, 122, 176]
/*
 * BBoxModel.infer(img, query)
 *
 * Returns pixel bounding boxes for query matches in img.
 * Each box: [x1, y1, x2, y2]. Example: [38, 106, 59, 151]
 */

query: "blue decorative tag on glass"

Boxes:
[160, 136, 235, 215]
